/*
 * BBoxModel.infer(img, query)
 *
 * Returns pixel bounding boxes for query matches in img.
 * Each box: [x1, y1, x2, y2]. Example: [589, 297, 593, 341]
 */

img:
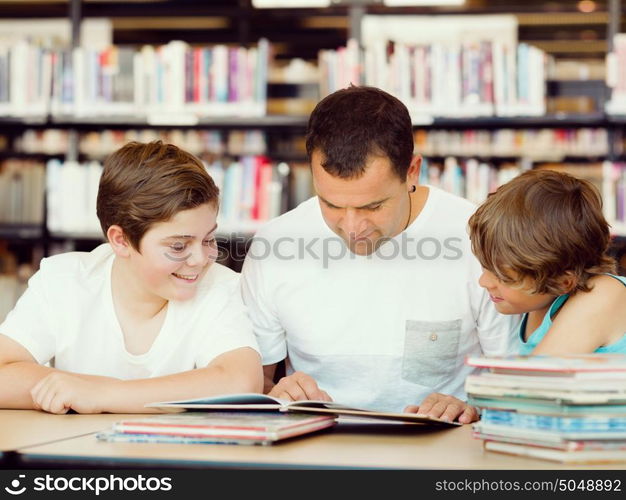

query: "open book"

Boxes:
[146, 393, 461, 427]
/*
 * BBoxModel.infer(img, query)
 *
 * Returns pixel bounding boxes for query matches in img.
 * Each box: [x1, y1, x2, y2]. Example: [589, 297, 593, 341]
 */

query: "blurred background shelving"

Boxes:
[1, 0, 626, 321]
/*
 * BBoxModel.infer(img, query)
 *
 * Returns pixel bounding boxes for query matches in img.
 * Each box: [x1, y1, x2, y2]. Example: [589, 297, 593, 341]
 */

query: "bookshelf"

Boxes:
[1, 0, 626, 298]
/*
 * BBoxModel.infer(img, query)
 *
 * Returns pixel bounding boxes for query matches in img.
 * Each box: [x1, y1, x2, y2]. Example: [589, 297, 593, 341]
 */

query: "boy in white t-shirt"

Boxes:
[0, 141, 262, 414]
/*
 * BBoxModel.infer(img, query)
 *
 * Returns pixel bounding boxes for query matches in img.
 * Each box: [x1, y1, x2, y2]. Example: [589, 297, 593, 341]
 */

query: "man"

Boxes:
[241, 86, 518, 423]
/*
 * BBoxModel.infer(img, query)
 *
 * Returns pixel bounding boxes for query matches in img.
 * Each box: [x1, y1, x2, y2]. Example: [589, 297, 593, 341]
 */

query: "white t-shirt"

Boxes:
[0, 244, 259, 380]
[241, 186, 519, 412]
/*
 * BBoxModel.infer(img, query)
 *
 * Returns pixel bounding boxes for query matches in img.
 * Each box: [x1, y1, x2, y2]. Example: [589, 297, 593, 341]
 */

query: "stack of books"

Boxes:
[465, 355, 626, 464]
[98, 411, 337, 446]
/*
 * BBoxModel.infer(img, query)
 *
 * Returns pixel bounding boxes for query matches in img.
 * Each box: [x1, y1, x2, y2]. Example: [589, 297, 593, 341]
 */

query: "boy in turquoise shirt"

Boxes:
[468, 169, 626, 354]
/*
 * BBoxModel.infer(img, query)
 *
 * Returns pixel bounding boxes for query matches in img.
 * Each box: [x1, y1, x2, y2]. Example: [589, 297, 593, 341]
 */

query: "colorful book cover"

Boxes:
[102, 411, 336, 446]
[466, 354, 626, 375]
[480, 408, 626, 432]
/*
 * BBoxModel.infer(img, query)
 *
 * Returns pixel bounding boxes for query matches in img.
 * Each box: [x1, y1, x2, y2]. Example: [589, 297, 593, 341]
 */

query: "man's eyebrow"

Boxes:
[356, 198, 389, 209]
[319, 196, 339, 208]
[320, 196, 389, 209]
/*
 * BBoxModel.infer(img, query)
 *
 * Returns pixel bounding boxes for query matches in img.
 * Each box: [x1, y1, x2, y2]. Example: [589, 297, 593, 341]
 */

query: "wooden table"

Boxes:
[11, 415, 626, 469]
[0, 410, 135, 465]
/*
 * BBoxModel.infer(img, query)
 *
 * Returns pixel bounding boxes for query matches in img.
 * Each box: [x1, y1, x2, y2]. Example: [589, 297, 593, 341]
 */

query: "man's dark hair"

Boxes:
[305, 85, 414, 180]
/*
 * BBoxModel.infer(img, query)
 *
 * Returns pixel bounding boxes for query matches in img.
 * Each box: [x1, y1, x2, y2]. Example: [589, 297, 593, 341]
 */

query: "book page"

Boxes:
[145, 392, 285, 409]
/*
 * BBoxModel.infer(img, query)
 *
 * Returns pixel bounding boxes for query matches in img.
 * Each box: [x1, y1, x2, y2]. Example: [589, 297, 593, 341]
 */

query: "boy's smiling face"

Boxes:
[129, 202, 219, 302]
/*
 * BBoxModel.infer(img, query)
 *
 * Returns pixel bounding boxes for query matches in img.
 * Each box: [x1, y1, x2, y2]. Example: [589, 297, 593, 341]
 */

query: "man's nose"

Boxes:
[340, 209, 366, 238]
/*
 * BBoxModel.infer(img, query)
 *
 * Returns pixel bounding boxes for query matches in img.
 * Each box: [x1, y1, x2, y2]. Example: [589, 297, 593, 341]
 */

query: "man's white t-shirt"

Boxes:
[0, 243, 259, 379]
[241, 186, 519, 412]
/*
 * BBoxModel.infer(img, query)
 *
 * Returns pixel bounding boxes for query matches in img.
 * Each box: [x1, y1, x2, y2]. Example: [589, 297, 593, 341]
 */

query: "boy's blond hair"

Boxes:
[468, 169, 616, 295]
[96, 141, 219, 251]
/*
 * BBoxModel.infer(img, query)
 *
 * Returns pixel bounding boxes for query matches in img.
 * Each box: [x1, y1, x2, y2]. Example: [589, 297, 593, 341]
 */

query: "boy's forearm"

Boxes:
[0, 362, 118, 409]
[99, 364, 263, 414]
[0, 362, 55, 408]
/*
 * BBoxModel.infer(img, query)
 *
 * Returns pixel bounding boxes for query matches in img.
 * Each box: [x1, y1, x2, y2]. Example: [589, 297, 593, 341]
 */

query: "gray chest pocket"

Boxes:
[401, 319, 462, 387]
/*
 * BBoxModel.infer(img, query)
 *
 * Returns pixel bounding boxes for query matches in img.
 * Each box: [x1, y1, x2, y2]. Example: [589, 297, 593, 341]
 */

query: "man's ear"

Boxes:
[406, 155, 422, 188]
[107, 225, 131, 257]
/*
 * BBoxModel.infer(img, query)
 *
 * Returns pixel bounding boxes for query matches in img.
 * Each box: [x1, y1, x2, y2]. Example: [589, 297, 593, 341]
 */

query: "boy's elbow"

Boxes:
[218, 348, 264, 393]
[239, 357, 264, 393]
[217, 364, 262, 394]
[0, 359, 23, 372]
[249, 366, 264, 393]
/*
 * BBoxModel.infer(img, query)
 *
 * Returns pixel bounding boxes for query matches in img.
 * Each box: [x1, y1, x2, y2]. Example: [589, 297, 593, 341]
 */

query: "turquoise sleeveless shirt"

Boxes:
[518, 274, 626, 355]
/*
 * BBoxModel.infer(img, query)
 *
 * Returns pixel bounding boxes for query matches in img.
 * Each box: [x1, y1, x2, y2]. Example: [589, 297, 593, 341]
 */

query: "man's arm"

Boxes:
[263, 362, 331, 401]
[263, 363, 278, 394]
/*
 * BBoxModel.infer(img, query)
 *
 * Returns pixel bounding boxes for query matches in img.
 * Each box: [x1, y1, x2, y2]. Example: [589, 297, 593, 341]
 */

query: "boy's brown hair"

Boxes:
[468, 168, 616, 296]
[96, 140, 219, 251]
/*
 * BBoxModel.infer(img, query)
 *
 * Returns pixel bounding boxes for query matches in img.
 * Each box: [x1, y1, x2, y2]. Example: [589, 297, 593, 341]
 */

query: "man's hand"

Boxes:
[30, 373, 115, 414]
[267, 371, 332, 402]
[404, 393, 479, 424]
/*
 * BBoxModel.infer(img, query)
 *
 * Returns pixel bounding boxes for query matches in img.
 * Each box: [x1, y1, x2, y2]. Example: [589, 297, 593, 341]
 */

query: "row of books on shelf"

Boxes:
[42, 156, 287, 236]
[0, 160, 45, 225]
[0, 273, 28, 324]
[2, 33, 623, 123]
[0, 156, 291, 234]
[1, 155, 624, 236]
[0, 39, 269, 119]
[13, 129, 268, 158]
[603, 162, 626, 236]
[413, 128, 610, 160]
[320, 39, 547, 119]
[7, 127, 613, 162]
[421, 157, 521, 206]
[466, 354, 626, 464]
[0, 248, 33, 323]
[606, 34, 626, 115]
[207, 156, 287, 230]
[419, 158, 626, 235]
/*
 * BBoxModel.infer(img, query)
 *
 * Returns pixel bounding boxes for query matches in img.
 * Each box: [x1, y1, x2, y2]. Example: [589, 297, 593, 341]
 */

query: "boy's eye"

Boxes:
[367, 204, 382, 211]
[203, 237, 217, 246]
[170, 242, 187, 252]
